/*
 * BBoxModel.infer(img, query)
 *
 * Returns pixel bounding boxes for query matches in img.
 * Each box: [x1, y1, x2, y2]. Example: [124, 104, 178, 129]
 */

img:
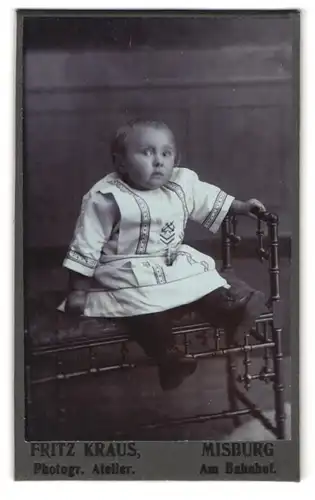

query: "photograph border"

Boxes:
[14, 8, 300, 481]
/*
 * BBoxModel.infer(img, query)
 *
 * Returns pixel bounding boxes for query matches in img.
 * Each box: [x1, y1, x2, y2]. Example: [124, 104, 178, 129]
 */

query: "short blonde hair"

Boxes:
[110, 119, 177, 169]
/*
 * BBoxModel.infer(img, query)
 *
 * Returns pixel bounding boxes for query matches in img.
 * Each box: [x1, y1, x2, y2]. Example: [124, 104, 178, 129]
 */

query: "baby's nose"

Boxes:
[153, 155, 163, 167]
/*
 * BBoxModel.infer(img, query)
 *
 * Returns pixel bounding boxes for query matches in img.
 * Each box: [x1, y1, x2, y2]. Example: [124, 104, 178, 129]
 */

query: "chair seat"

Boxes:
[26, 270, 268, 349]
[26, 291, 203, 349]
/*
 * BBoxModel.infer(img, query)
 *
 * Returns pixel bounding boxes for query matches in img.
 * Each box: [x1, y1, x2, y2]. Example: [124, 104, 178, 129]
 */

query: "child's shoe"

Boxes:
[157, 345, 197, 391]
[234, 290, 267, 337]
[213, 287, 267, 337]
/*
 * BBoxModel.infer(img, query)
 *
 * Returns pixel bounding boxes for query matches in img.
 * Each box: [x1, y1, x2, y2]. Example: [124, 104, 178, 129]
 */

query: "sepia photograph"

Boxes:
[15, 9, 299, 480]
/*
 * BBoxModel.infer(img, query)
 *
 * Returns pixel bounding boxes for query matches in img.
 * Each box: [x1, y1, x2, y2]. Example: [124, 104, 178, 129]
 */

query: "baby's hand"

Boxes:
[244, 198, 266, 218]
[65, 290, 87, 315]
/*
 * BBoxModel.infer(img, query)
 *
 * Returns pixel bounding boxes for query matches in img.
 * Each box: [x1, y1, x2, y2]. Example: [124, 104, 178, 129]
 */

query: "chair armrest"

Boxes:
[250, 206, 279, 224]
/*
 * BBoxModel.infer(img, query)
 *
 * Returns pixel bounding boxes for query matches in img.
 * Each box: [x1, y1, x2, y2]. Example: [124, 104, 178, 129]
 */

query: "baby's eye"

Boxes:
[141, 149, 153, 156]
[163, 150, 173, 157]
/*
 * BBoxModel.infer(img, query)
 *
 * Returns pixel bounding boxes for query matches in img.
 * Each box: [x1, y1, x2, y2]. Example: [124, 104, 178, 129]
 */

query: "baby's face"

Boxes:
[120, 125, 176, 190]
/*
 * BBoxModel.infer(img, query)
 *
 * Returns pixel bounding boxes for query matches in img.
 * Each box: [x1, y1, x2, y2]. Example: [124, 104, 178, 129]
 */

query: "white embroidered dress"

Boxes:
[61, 167, 234, 317]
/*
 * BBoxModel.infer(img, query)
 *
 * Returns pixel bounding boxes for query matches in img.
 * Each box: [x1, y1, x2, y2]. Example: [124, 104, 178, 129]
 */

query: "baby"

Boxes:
[61, 119, 267, 390]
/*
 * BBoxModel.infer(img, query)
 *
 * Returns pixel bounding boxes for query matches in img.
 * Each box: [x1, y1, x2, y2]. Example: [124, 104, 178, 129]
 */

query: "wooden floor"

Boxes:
[26, 255, 292, 441]
[29, 354, 291, 441]
[26, 256, 292, 353]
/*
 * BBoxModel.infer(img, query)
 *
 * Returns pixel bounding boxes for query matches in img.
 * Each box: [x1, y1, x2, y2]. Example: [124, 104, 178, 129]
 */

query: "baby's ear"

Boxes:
[112, 153, 125, 173]
[175, 151, 181, 167]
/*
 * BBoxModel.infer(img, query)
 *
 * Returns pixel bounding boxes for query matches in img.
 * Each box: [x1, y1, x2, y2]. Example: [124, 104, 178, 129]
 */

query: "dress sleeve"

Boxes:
[189, 171, 235, 234]
[63, 191, 117, 277]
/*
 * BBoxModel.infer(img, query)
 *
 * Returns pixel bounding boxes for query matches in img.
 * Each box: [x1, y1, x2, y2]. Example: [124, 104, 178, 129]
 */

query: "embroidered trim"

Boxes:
[200, 260, 210, 272]
[107, 179, 151, 254]
[175, 251, 210, 272]
[176, 250, 197, 266]
[202, 191, 227, 230]
[87, 269, 218, 292]
[141, 261, 151, 269]
[160, 220, 176, 245]
[161, 234, 176, 245]
[66, 249, 98, 269]
[165, 181, 189, 228]
[152, 264, 167, 284]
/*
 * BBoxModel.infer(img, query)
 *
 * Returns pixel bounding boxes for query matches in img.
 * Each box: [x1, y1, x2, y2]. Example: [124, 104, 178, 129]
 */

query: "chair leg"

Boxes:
[24, 334, 33, 441]
[226, 349, 241, 428]
[25, 359, 33, 440]
[272, 326, 286, 439]
[54, 354, 67, 439]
